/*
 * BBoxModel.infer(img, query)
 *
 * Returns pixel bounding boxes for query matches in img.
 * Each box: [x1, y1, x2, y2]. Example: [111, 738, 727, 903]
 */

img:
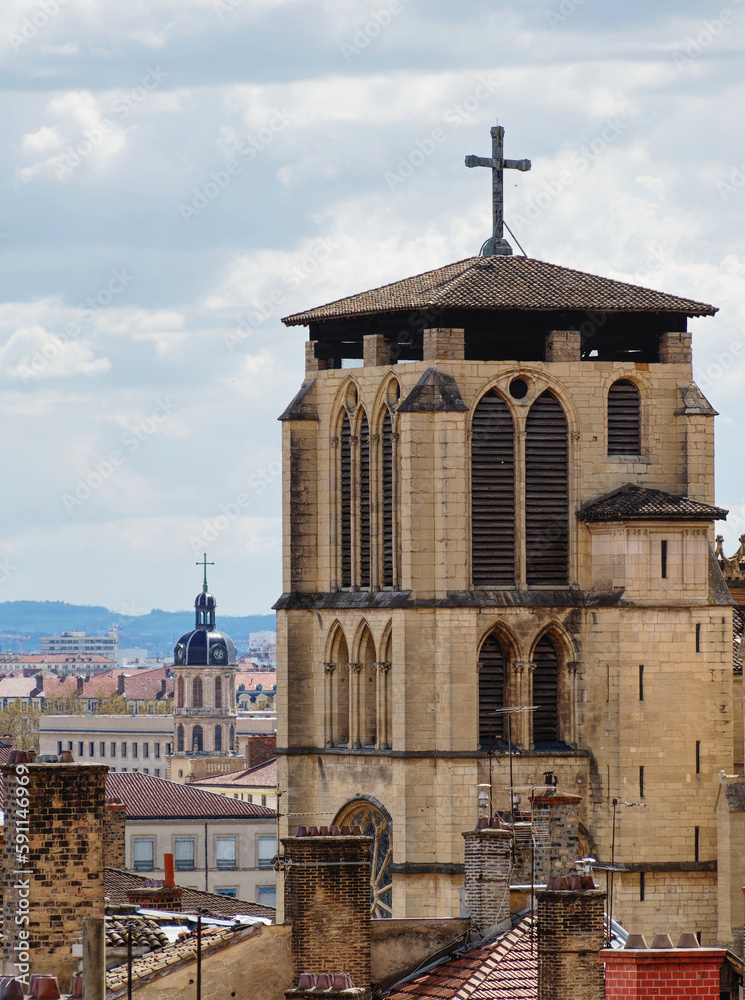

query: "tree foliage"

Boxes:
[0, 701, 41, 751]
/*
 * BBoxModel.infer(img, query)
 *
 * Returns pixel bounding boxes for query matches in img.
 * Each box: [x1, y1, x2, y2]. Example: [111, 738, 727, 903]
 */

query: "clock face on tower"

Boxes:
[211, 644, 226, 663]
[174, 644, 186, 664]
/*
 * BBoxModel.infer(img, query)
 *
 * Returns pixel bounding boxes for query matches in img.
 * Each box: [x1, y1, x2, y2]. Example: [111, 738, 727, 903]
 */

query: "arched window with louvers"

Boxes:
[471, 389, 516, 588]
[607, 379, 641, 455]
[525, 391, 569, 587]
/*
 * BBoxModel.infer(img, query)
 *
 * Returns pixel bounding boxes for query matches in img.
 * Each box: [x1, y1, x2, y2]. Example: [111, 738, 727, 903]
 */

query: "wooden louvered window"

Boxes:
[359, 414, 370, 588]
[471, 390, 516, 587]
[525, 391, 569, 587]
[532, 635, 559, 745]
[479, 634, 505, 749]
[340, 414, 352, 587]
[381, 413, 394, 587]
[608, 379, 641, 455]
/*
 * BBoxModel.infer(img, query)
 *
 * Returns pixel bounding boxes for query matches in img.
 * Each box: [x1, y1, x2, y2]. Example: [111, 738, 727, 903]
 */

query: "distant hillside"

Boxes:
[0, 601, 275, 657]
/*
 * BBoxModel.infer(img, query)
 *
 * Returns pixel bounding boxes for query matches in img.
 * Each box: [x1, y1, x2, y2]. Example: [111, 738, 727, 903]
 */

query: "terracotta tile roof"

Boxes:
[382, 916, 537, 1000]
[192, 758, 277, 789]
[106, 771, 275, 820]
[578, 484, 728, 522]
[282, 257, 717, 326]
[0, 654, 115, 665]
[236, 671, 276, 691]
[0, 676, 41, 698]
[106, 910, 170, 950]
[104, 868, 275, 919]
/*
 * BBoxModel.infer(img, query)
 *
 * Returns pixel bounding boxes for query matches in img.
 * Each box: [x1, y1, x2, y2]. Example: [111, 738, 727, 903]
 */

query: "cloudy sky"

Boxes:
[1, 0, 744, 616]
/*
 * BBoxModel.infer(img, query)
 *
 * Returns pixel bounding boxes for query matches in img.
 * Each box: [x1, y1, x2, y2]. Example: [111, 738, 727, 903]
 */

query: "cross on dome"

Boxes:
[465, 122, 531, 257]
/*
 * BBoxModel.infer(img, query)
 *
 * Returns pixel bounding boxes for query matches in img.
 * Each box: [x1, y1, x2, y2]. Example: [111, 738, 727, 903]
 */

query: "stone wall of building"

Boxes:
[1, 761, 107, 987]
[104, 799, 127, 869]
[537, 886, 606, 1000]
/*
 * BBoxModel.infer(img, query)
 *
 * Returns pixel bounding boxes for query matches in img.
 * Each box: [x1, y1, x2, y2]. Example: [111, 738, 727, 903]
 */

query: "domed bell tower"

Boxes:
[169, 554, 238, 783]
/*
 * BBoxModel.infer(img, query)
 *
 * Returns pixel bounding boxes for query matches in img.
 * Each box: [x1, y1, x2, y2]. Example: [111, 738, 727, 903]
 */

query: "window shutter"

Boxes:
[532, 636, 559, 744]
[359, 414, 370, 587]
[174, 837, 195, 869]
[608, 379, 641, 454]
[340, 414, 352, 587]
[216, 836, 236, 869]
[471, 390, 516, 587]
[381, 413, 394, 587]
[478, 634, 505, 748]
[525, 391, 569, 586]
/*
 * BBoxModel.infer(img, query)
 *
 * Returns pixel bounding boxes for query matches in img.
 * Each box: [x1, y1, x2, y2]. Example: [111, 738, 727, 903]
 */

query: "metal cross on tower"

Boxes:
[196, 552, 214, 593]
[465, 123, 531, 257]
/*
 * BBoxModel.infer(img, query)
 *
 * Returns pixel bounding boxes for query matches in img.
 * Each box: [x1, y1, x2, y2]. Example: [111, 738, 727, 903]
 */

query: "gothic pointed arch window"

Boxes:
[335, 798, 392, 918]
[381, 409, 396, 587]
[326, 626, 349, 747]
[192, 676, 203, 709]
[359, 412, 371, 588]
[192, 725, 204, 752]
[214, 725, 222, 751]
[478, 632, 507, 750]
[177, 724, 184, 752]
[339, 411, 352, 588]
[471, 389, 516, 587]
[532, 635, 559, 745]
[214, 676, 222, 709]
[608, 379, 641, 455]
[358, 626, 376, 748]
[525, 391, 569, 586]
[176, 676, 184, 708]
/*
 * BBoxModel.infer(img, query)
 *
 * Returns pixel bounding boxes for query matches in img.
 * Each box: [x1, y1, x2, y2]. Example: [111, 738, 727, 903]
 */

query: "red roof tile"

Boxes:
[283, 256, 716, 326]
[105, 867, 275, 919]
[106, 771, 275, 820]
[578, 484, 728, 522]
[382, 917, 537, 1000]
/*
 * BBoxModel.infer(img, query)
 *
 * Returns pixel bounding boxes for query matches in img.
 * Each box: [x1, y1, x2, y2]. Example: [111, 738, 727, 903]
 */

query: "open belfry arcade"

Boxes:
[274, 124, 745, 949]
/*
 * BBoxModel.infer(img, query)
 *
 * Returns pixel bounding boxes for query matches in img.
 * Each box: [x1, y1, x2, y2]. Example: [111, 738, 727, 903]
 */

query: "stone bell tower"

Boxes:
[274, 125, 738, 944]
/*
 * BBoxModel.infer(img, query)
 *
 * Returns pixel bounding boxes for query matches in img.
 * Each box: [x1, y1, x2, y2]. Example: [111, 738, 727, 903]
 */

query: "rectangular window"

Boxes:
[132, 743, 138, 759]
[639, 872, 645, 901]
[167, 743, 172, 756]
[99, 742, 105, 757]
[661, 540, 668, 579]
[261, 794, 267, 807]
[155, 743, 161, 759]
[694, 826, 700, 863]
[639, 765, 644, 798]
[133, 838, 154, 871]
[110, 742, 116, 758]
[121, 742, 127, 758]
[57, 741, 62, 755]
[257, 885, 277, 908]
[174, 837, 195, 870]
[143, 743, 149, 759]
[155, 768, 160, 778]
[258, 836, 277, 870]
[143, 768, 148, 775]
[216, 837, 237, 869]
[68, 741, 73, 751]
[216, 887, 237, 898]
[89, 742, 94, 757]
[695, 623, 701, 653]
[696, 740, 701, 775]
[78, 742, 84, 757]
[638, 665, 644, 702]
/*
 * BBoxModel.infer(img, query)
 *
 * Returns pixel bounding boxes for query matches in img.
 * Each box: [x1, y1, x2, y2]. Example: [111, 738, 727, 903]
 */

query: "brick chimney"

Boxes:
[1, 759, 107, 986]
[117, 673, 125, 695]
[76, 676, 83, 695]
[245, 733, 277, 769]
[536, 880, 606, 1000]
[104, 799, 127, 869]
[602, 933, 726, 998]
[462, 823, 512, 936]
[512, 792, 581, 885]
[126, 853, 183, 912]
[282, 829, 372, 998]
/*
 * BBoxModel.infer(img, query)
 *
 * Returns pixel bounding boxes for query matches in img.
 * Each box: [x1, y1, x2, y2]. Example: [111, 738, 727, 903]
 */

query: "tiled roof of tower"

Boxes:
[192, 757, 277, 788]
[282, 257, 717, 326]
[578, 484, 728, 522]
[382, 916, 537, 999]
[106, 772, 275, 819]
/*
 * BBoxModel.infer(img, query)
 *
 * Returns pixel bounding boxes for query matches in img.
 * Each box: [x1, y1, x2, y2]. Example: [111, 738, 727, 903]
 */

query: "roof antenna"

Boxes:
[465, 122, 531, 257]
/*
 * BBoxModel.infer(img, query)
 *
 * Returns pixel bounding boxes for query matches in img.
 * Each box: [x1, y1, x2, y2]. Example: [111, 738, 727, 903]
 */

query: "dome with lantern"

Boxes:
[173, 559, 237, 667]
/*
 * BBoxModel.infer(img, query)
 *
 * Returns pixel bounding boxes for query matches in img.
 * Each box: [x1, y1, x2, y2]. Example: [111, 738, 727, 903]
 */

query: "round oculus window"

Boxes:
[509, 378, 528, 399]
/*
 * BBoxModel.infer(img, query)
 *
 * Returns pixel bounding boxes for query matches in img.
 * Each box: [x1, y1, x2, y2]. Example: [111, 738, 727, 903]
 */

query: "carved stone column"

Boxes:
[511, 661, 532, 745]
[374, 661, 391, 749]
[348, 663, 362, 748]
[567, 661, 580, 747]
[323, 662, 336, 747]
[524, 661, 536, 748]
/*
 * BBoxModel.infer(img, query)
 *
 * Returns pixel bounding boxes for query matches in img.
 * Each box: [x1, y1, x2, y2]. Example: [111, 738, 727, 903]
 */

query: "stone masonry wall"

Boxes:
[1, 762, 107, 988]
[462, 829, 511, 935]
[537, 888, 606, 1000]
[104, 800, 126, 869]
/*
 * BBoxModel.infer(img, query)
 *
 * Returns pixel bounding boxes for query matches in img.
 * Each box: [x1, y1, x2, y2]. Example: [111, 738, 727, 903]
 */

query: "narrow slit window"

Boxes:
[696, 740, 701, 774]
[661, 540, 668, 579]
[639, 872, 645, 901]
[694, 826, 700, 862]
[639, 765, 644, 798]
[639, 665, 644, 702]
[695, 623, 701, 652]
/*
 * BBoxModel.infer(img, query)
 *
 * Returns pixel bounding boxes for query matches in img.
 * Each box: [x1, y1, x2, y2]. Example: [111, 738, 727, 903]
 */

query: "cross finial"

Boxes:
[465, 123, 531, 257]
[196, 553, 214, 594]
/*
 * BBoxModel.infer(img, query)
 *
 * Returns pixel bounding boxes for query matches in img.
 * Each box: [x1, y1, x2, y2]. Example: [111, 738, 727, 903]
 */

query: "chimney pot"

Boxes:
[624, 933, 648, 949]
[350, 825, 362, 836]
[163, 853, 176, 888]
[296, 826, 308, 837]
[676, 931, 700, 948]
[650, 932, 675, 949]
[329, 825, 341, 836]
[307, 826, 319, 837]
[554, 876, 569, 890]
[340, 825, 351, 835]
[319, 826, 330, 836]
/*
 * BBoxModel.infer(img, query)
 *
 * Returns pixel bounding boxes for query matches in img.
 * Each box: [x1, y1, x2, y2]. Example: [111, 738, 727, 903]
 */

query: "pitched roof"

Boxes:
[282, 256, 717, 326]
[236, 671, 276, 691]
[577, 484, 728, 522]
[106, 772, 275, 820]
[192, 758, 277, 789]
[383, 916, 537, 1000]
[104, 868, 275, 919]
